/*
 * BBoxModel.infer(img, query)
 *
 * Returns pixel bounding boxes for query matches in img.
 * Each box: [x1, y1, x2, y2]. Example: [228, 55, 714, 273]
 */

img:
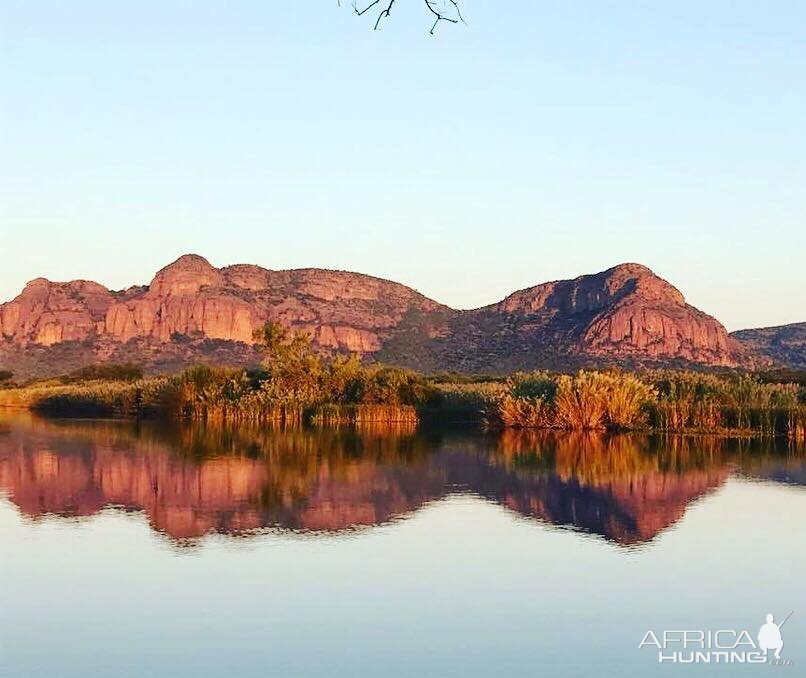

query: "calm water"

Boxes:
[1, 412, 805, 677]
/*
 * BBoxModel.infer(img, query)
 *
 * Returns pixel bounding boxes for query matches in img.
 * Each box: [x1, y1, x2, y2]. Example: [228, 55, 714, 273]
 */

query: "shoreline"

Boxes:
[2, 362, 804, 441]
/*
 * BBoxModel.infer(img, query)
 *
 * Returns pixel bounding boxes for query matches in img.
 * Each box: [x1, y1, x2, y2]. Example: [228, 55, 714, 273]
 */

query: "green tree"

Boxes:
[327, 353, 364, 403]
[253, 322, 325, 406]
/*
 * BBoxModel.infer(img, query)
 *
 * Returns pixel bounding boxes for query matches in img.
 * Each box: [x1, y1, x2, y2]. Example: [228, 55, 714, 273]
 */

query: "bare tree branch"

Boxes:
[423, 0, 458, 34]
[448, 0, 465, 24]
[347, 0, 464, 33]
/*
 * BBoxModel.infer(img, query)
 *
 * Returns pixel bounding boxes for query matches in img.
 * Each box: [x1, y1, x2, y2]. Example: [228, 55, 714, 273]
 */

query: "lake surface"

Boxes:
[1, 411, 805, 677]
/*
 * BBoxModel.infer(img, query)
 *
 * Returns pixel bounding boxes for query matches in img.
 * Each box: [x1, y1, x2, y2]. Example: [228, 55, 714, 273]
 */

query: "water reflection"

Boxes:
[0, 412, 803, 546]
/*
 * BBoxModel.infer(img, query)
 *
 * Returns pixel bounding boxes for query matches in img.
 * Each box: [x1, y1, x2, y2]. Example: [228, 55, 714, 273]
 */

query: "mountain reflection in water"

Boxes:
[0, 412, 803, 547]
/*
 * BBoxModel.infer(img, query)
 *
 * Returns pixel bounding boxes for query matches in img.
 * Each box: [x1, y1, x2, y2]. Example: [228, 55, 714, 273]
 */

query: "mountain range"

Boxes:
[0, 254, 802, 379]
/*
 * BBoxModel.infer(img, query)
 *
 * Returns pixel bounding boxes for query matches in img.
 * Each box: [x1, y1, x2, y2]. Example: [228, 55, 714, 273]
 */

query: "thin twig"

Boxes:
[424, 0, 459, 34]
[351, 0, 463, 33]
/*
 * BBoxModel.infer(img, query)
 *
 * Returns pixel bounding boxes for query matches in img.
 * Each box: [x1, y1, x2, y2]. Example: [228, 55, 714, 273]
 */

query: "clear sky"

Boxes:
[1, 1, 804, 331]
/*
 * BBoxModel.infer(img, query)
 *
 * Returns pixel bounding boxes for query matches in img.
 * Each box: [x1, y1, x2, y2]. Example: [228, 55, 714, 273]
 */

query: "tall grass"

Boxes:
[649, 371, 803, 437]
[498, 393, 553, 428]
[0, 378, 168, 417]
[486, 370, 805, 437]
[309, 403, 418, 426]
[493, 371, 656, 431]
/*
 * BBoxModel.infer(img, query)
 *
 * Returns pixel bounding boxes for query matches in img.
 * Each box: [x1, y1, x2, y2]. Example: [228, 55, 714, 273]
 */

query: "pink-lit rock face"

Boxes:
[454, 263, 748, 369]
[0, 278, 114, 346]
[148, 254, 224, 296]
[0, 254, 445, 358]
[582, 301, 737, 365]
[0, 256, 750, 377]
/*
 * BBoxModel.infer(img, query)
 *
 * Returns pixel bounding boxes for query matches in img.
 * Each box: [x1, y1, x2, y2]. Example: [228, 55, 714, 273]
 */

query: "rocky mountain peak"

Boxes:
[602, 263, 685, 305]
[23, 277, 53, 289]
[148, 254, 224, 296]
[492, 262, 684, 317]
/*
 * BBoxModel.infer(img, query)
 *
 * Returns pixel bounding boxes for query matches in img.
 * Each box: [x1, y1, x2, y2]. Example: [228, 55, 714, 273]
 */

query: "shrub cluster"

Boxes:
[61, 363, 144, 383]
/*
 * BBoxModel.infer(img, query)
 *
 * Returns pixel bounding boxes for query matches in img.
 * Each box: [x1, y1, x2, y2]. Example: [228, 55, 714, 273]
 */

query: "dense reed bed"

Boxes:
[486, 371, 806, 439]
[0, 378, 170, 417]
[310, 403, 419, 425]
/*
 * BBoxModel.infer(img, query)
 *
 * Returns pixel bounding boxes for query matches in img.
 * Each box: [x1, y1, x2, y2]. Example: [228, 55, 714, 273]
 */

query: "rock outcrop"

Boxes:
[731, 322, 806, 369]
[0, 255, 749, 378]
[0, 278, 114, 346]
[381, 263, 748, 372]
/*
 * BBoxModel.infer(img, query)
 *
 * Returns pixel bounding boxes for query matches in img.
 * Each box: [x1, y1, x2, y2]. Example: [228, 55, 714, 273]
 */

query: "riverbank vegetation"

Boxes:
[1, 322, 804, 438]
[491, 370, 805, 439]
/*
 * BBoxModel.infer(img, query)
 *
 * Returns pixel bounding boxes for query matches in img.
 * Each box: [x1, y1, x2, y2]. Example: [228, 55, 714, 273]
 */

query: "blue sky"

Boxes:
[1, 1, 804, 330]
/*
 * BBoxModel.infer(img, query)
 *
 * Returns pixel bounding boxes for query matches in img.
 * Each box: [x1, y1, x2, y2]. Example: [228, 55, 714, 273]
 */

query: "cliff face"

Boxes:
[382, 263, 747, 372]
[0, 278, 114, 347]
[731, 322, 806, 370]
[0, 255, 748, 377]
